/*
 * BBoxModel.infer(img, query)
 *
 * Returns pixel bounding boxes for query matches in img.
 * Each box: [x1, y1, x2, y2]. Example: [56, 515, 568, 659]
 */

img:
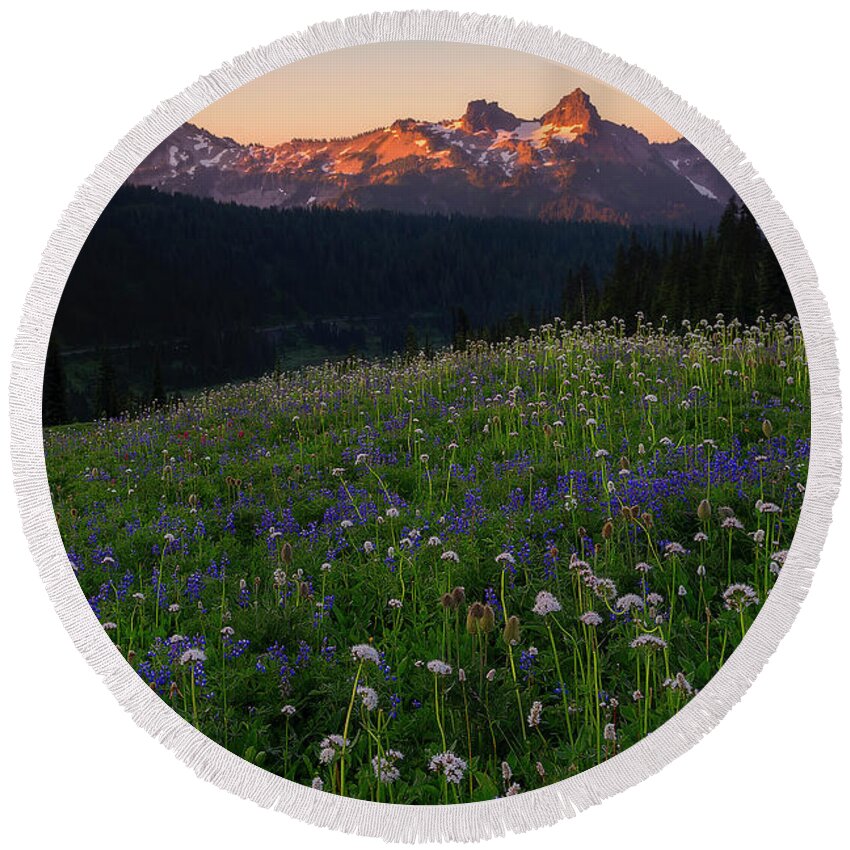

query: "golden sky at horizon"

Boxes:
[192, 42, 682, 146]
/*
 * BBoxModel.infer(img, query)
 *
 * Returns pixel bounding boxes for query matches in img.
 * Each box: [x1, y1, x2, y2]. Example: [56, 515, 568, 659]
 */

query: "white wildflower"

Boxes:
[616, 593, 644, 612]
[527, 700, 543, 728]
[180, 648, 206, 664]
[629, 634, 668, 650]
[372, 749, 404, 783]
[428, 751, 467, 785]
[579, 611, 603, 627]
[357, 685, 379, 711]
[532, 590, 561, 616]
[722, 583, 759, 611]
[350, 643, 381, 664]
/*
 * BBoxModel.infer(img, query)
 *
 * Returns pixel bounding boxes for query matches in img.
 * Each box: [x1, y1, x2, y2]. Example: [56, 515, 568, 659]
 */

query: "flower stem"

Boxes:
[339, 661, 363, 796]
[548, 621, 574, 747]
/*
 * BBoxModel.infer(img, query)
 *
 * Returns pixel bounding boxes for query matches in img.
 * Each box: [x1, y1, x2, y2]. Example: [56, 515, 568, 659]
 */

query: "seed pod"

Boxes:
[641, 512, 653, 528]
[502, 615, 520, 646]
[467, 602, 484, 635]
[299, 581, 311, 599]
[762, 419, 773, 438]
[697, 498, 712, 522]
[480, 604, 496, 634]
[543, 423, 553, 440]
[577, 526, 587, 539]
[451, 586, 466, 606]
[280, 541, 293, 564]
[601, 520, 614, 540]
[619, 456, 630, 471]
[440, 592, 456, 610]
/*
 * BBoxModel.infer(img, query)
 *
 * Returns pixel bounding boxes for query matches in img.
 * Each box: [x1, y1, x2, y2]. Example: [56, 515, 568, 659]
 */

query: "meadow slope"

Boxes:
[44, 315, 809, 803]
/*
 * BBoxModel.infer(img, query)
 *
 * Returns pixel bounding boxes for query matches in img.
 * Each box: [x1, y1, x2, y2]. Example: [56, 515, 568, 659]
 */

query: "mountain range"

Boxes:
[128, 89, 735, 225]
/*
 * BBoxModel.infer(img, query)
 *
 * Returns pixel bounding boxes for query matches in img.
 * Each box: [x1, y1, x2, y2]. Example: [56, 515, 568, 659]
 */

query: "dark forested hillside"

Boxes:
[53, 186, 634, 344]
[46, 187, 792, 423]
[598, 201, 791, 327]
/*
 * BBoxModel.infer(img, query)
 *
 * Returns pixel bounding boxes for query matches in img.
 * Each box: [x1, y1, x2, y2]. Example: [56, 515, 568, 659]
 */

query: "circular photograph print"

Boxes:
[40, 33, 810, 810]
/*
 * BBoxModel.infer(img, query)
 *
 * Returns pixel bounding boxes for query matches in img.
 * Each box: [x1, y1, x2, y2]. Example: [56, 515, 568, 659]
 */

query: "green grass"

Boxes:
[44, 314, 809, 802]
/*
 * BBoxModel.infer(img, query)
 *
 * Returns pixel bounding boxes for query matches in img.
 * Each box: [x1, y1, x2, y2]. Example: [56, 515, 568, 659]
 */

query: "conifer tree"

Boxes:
[43, 338, 68, 426]
[95, 349, 120, 419]
[150, 350, 165, 408]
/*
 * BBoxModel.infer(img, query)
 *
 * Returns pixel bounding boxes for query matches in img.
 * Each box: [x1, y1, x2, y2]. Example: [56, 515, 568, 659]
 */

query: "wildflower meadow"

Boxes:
[45, 314, 809, 803]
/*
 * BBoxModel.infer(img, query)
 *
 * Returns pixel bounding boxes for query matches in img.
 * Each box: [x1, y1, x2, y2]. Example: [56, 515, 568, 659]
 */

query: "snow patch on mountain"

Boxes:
[687, 177, 718, 200]
[126, 88, 736, 225]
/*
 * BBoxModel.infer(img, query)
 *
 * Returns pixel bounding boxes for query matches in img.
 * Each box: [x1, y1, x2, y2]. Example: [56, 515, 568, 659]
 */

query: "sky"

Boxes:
[192, 41, 681, 146]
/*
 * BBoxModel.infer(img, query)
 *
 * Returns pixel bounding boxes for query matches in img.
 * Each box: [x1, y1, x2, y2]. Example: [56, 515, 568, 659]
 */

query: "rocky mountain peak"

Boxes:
[459, 99, 521, 133]
[128, 89, 732, 226]
[539, 88, 600, 134]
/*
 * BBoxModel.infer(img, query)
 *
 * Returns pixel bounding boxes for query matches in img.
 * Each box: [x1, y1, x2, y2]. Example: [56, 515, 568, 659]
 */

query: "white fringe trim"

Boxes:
[8, 9, 841, 843]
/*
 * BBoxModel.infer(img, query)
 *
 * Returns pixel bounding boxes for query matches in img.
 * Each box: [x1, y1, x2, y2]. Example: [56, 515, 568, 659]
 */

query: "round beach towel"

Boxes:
[10, 9, 840, 842]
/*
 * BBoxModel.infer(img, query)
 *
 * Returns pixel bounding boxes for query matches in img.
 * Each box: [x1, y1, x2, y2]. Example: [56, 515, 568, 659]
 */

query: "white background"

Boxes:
[1, 1, 847, 846]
